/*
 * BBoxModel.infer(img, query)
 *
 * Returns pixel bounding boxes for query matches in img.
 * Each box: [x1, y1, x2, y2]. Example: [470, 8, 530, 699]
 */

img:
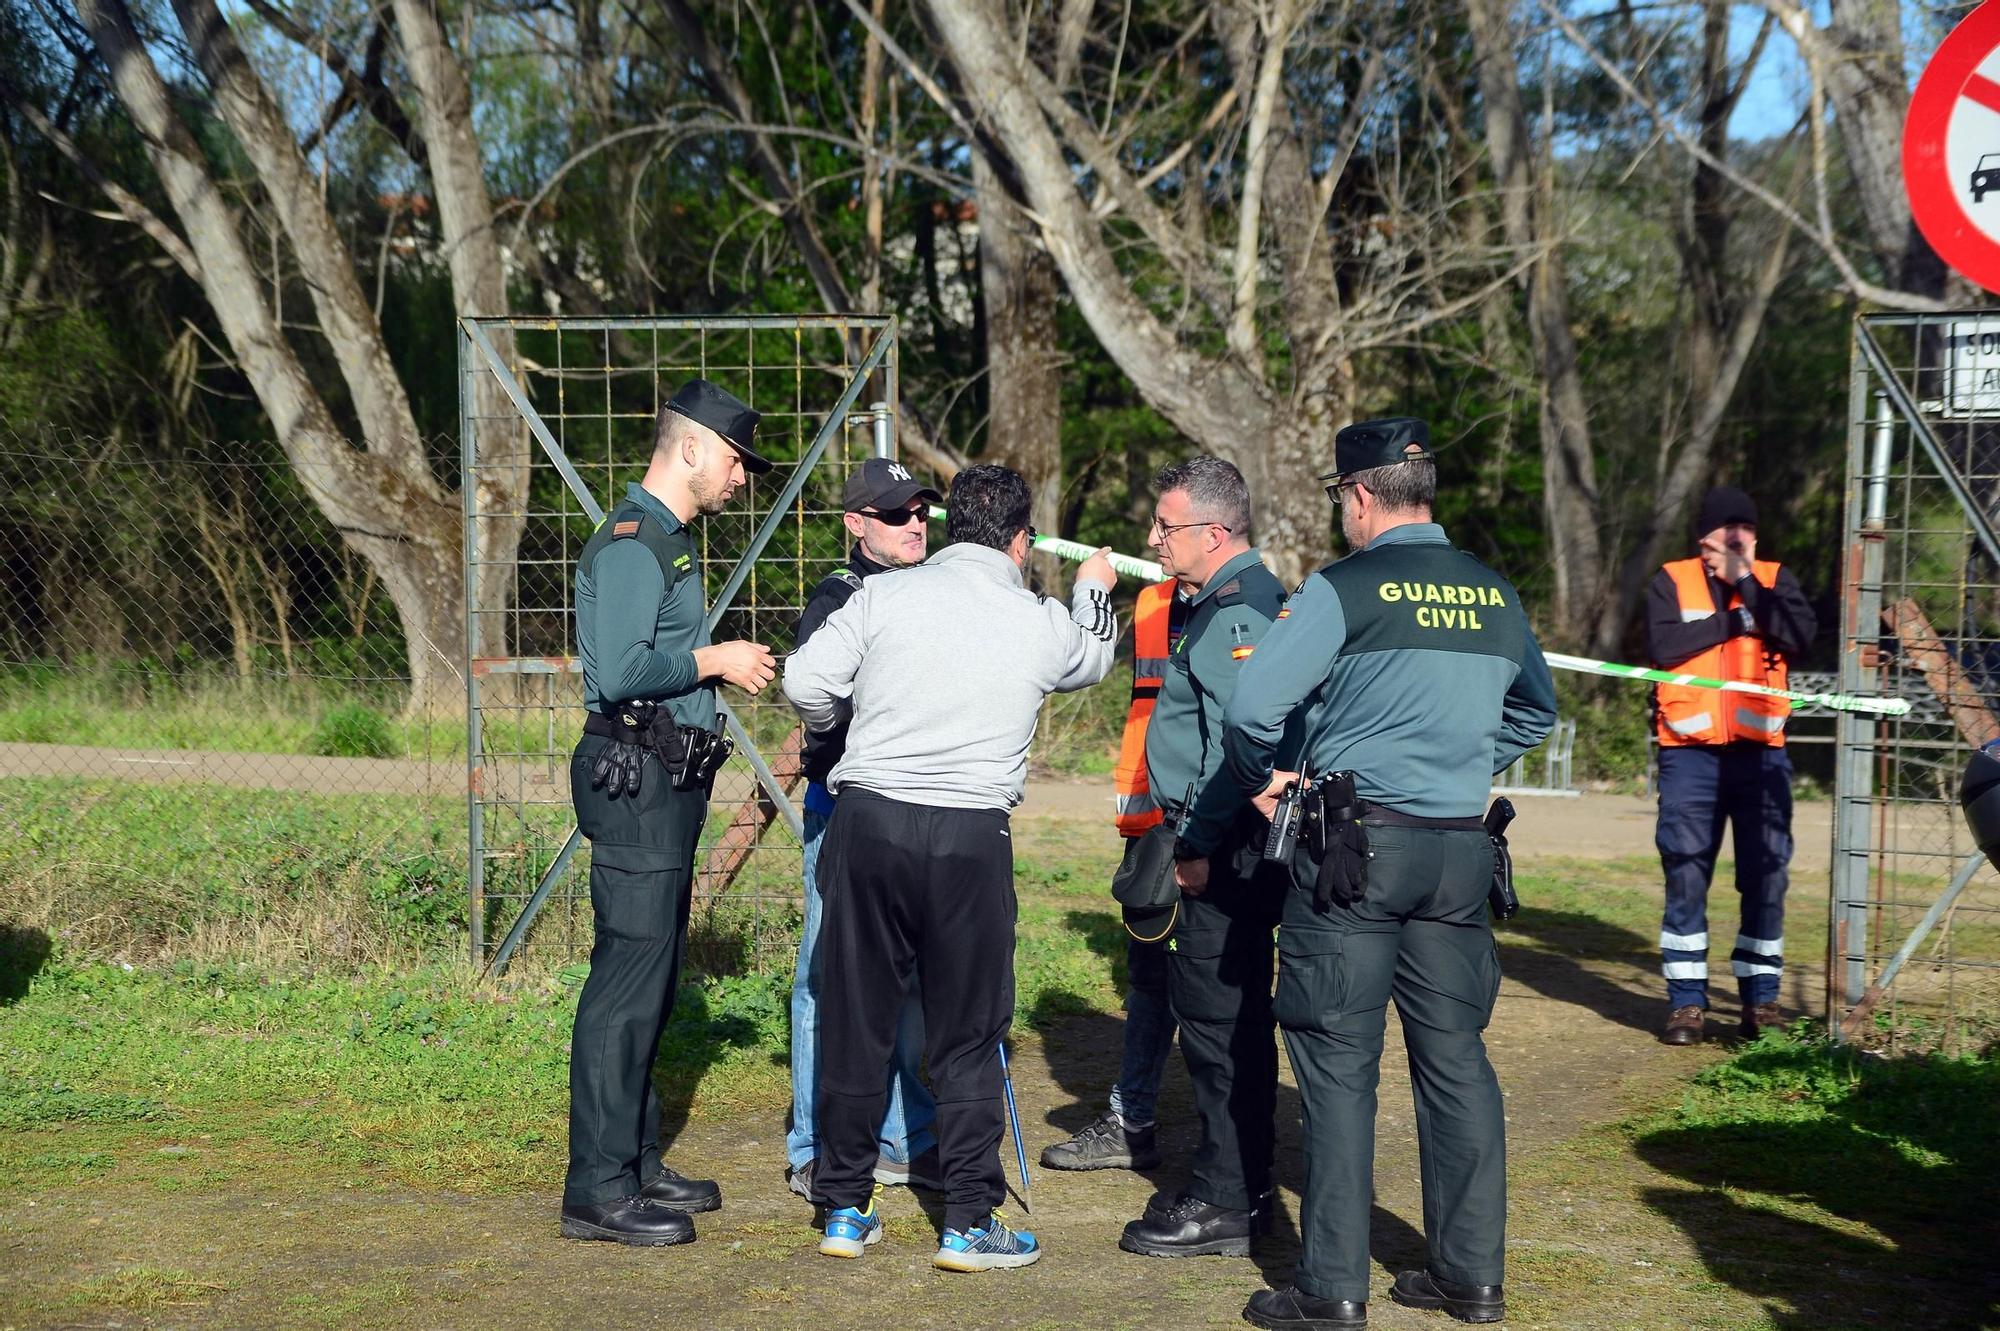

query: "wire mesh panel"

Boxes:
[1834, 313, 2000, 1051]
[458, 315, 899, 974]
[0, 434, 466, 966]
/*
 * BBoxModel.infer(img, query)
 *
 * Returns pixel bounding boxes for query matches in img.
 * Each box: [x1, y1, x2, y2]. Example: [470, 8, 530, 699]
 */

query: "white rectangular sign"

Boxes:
[1942, 317, 2000, 416]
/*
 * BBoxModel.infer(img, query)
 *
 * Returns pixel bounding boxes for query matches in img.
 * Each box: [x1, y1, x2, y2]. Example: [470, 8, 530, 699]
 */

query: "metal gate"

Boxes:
[455, 315, 899, 975]
[1832, 312, 2000, 1049]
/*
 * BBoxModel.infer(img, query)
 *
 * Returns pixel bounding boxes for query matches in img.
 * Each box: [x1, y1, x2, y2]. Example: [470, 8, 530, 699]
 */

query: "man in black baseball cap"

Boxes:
[664, 377, 772, 477]
[784, 453, 946, 1202]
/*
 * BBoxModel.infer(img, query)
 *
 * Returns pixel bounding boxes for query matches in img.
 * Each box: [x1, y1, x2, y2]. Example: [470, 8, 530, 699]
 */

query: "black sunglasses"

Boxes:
[860, 506, 927, 527]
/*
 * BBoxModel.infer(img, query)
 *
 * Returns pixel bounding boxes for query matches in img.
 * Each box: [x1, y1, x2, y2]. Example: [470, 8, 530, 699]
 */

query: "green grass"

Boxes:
[0, 661, 1130, 776]
[1615, 1029, 2000, 1328]
[0, 816, 1128, 1201]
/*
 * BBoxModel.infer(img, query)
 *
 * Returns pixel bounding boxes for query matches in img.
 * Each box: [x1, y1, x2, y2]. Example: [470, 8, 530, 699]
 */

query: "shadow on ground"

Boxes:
[1042, 904, 1443, 1294]
[1633, 1042, 2000, 1330]
[1497, 906, 1664, 1036]
[0, 923, 51, 1005]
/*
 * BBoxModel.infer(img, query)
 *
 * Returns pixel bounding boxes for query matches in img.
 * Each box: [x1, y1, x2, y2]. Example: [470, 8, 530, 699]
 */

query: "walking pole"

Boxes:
[996, 1040, 1034, 1214]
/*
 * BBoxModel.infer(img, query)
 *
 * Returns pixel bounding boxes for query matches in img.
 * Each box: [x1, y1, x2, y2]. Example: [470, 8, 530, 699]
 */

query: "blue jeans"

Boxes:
[1107, 934, 1176, 1125]
[789, 790, 935, 1169]
[1656, 745, 1793, 1009]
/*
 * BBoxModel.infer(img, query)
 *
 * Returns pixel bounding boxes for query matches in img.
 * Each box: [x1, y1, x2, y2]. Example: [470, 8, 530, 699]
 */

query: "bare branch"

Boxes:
[1539, 0, 1942, 312]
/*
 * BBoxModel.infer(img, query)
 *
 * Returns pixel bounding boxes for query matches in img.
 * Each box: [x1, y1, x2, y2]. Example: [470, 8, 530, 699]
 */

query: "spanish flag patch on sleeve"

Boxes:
[1275, 607, 1291, 619]
[1231, 645, 1255, 660]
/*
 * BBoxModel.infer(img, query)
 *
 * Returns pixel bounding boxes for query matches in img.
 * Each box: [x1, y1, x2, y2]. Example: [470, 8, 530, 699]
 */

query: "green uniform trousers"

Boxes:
[1274, 822, 1505, 1304]
[564, 734, 706, 1206]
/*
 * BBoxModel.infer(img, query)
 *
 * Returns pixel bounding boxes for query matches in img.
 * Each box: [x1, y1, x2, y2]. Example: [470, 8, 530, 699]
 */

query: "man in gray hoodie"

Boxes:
[782, 463, 1118, 1271]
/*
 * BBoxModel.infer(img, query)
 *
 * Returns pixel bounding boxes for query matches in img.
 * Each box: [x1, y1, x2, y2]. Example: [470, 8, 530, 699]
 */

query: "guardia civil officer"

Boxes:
[1221, 419, 1557, 1328]
[560, 380, 778, 1247]
[1115, 456, 1294, 1259]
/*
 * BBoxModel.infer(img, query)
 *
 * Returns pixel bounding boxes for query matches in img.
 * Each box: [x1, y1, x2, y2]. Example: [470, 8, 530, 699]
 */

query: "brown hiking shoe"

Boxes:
[1740, 1002, 1783, 1039]
[1661, 1005, 1706, 1046]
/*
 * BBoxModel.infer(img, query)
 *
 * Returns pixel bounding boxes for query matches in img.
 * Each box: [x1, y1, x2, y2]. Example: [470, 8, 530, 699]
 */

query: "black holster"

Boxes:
[1304, 771, 1366, 912]
[582, 707, 733, 797]
[1484, 797, 1519, 920]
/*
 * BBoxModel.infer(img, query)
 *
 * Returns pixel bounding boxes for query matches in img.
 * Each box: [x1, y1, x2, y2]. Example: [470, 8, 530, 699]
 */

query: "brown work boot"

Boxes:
[1661, 1005, 1705, 1046]
[1740, 1002, 1783, 1040]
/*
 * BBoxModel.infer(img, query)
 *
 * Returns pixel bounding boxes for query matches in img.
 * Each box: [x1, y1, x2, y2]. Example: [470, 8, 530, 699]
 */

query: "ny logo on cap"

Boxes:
[887, 462, 911, 482]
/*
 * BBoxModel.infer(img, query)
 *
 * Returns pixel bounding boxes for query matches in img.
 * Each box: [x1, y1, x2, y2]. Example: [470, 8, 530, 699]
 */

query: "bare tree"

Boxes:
[913, 0, 1505, 581]
[55, 0, 523, 705]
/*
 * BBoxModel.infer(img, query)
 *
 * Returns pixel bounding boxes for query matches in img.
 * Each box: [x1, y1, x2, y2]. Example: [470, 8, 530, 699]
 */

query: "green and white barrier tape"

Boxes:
[921, 507, 1910, 716]
[1540, 653, 1909, 716]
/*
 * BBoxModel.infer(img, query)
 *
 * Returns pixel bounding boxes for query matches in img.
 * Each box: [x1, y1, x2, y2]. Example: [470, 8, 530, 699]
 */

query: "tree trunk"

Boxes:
[971, 154, 1063, 580]
[1467, 0, 1605, 644]
[76, 0, 522, 710]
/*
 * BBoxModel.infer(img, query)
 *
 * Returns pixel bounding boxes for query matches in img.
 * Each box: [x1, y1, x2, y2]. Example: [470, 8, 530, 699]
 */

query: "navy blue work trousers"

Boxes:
[1655, 744, 1792, 1009]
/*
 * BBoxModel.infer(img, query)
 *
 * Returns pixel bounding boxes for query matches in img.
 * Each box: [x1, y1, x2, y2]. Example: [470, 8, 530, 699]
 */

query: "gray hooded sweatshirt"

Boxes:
[781, 542, 1117, 810]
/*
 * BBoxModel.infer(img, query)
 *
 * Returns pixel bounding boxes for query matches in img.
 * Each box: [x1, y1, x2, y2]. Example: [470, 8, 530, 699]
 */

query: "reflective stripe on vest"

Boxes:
[1113, 581, 1179, 835]
[1654, 558, 1790, 747]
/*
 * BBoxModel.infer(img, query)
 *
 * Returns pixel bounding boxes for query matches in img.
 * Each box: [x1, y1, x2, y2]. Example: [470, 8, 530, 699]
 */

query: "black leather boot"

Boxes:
[1119, 1190, 1267, 1257]
[1243, 1285, 1367, 1329]
[1390, 1270, 1504, 1323]
[640, 1165, 721, 1213]
[559, 1195, 696, 1246]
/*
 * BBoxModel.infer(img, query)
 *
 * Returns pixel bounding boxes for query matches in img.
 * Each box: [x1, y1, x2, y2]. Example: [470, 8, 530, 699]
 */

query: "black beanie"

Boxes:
[1695, 486, 1757, 535]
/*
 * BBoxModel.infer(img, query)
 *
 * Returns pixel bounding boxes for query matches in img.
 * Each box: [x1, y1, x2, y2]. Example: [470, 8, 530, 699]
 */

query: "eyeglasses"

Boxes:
[860, 506, 926, 527]
[1026, 525, 1039, 543]
[1324, 480, 1360, 506]
[1150, 517, 1224, 539]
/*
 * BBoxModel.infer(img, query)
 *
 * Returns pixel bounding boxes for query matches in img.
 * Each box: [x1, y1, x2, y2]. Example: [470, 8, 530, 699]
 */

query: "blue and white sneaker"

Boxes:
[933, 1210, 1041, 1271]
[817, 1184, 884, 1259]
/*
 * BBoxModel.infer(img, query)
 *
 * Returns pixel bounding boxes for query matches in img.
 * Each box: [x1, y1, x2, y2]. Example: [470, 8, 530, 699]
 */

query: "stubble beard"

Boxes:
[690, 467, 731, 515]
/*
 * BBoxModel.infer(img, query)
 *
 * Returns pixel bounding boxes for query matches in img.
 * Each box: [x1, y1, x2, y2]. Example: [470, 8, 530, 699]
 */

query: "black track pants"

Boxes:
[813, 788, 1016, 1233]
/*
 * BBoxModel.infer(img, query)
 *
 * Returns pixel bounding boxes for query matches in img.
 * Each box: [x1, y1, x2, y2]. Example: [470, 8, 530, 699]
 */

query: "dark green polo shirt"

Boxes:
[576, 482, 715, 727]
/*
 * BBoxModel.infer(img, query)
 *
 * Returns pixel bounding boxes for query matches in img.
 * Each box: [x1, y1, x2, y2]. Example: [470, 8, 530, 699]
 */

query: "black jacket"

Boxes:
[797, 545, 898, 785]
[1645, 561, 1817, 670]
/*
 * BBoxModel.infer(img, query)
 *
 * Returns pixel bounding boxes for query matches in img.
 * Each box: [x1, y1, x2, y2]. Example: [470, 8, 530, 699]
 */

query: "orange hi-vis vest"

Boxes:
[1654, 557, 1790, 747]
[1113, 581, 1183, 835]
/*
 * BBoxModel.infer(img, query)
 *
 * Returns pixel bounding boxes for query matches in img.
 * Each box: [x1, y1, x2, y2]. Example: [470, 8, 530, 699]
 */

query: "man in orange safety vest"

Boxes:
[1648, 486, 1816, 1047]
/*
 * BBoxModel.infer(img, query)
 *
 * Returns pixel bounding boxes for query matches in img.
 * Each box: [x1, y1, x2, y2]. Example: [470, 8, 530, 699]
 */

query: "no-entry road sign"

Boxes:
[1906, 2, 2000, 294]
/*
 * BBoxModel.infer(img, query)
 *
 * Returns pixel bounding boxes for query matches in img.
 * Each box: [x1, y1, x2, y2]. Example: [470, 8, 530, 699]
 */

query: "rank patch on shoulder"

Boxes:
[612, 520, 641, 537]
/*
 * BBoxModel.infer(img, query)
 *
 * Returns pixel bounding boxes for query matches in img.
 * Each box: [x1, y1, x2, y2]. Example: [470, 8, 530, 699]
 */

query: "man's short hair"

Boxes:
[1353, 454, 1436, 512]
[1154, 456, 1252, 535]
[653, 405, 698, 456]
[945, 464, 1033, 551]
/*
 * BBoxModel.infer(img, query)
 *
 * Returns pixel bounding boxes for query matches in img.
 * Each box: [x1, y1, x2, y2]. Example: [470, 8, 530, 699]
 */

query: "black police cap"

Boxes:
[666, 378, 771, 474]
[1321, 416, 1433, 481]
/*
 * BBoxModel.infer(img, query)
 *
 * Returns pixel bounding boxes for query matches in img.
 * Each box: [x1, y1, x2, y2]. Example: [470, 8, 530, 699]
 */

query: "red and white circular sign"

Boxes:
[1905, 2, 2000, 294]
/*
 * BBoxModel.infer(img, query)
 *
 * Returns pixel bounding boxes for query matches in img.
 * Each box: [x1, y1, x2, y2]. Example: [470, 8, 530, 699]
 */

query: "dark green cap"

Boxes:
[1321, 416, 1433, 481]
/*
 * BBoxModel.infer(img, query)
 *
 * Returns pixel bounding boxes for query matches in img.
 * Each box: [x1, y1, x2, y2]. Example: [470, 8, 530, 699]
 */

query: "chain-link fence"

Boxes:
[459, 315, 901, 975]
[0, 431, 467, 968]
[1833, 313, 2000, 1052]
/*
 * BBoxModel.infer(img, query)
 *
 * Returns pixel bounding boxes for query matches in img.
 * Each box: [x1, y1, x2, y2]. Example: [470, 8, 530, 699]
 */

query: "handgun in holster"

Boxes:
[660, 712, 734, 793]
[1484, 796, 1519, 920]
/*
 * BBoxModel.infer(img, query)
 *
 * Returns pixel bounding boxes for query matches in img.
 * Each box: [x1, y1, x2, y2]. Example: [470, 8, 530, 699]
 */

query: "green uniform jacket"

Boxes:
[1220, 522, 1557, 820]
[575, 482, 716, 727]
[1144, 548, 1289, 856]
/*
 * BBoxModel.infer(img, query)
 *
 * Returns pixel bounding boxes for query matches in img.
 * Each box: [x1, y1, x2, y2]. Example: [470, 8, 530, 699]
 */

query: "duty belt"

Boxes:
[582, 705, 733, 794]
[1355, 801, 1485, 832]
